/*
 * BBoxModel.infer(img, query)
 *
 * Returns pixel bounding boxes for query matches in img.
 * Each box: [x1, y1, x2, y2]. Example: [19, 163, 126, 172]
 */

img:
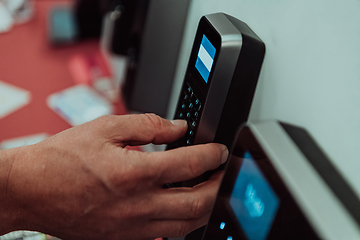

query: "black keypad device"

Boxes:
[166, 12, 265, 153]
[165, 13, 266, 240]
[173, 82, 203, 147]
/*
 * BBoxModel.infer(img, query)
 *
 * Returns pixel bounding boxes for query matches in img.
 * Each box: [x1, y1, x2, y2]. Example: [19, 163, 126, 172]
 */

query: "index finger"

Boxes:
[149, 143, 228, 184]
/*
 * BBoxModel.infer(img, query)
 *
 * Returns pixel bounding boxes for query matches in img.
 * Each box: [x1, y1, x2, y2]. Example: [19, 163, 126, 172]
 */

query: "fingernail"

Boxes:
[170, 119, 187, 127]
[221, 145, 229, 164]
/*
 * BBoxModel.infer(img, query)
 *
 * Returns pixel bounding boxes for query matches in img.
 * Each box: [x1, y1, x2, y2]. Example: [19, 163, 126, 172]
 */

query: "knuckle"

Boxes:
[97, 114, 113, 123]
[190, 195, 206, 218]
[178, 221, 191, 237]
[107, 171, 129, 191]
[107, 153, 157, 192]
[187, 153, 201, 177]
[205, 144, 224, 167]
[134, 152, 157, 179]
[107, 171, 139, 193]
[144, 153, 161, 180]
[142, 113, 163, 130]
[136, 114, 165, 142]
[93, 115, 117, 131]
[142, 199, 157, 217]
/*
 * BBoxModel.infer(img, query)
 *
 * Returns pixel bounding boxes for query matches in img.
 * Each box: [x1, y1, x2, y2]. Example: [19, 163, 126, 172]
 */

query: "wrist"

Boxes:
[0, 147, 23, 234]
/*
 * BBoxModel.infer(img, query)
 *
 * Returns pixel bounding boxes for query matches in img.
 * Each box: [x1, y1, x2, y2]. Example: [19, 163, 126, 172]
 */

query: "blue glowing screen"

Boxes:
[195, 34, 216, 83]
[230, 152, 279, 240]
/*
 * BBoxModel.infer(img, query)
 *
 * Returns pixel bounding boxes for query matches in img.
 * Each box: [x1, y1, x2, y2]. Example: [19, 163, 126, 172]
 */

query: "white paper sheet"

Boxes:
[0, 133, 49, 150]
[47, 84, 114, 126]
[0, 80, 31, 119]
[0, 2, 13, 33]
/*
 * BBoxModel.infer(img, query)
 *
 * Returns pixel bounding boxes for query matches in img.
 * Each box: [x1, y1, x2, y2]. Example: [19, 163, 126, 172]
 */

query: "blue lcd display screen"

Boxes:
[229, 152, 279, 240]
[195, 34, 216, 83]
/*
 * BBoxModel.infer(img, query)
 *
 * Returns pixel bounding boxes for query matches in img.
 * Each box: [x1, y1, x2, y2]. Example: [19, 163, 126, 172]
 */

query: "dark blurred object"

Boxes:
[48, 0, 190, 117]
[74, 0, 109, 40]
[48, 0, 114, 45]
[48, 6, 78, 45]
[110, 0, 149, 56]
[110, 0, 191, 118]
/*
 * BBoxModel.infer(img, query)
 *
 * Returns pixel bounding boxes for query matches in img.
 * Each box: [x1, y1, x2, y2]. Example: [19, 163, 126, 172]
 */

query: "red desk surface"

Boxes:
[0, 0, 127, 142]
[0, 3, 160, 240]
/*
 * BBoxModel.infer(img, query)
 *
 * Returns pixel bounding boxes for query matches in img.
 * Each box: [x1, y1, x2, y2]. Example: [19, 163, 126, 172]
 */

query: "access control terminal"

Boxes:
[203, 121, 360, 240]
[166, 13, 265, 192]
[167, 12, 265, 153]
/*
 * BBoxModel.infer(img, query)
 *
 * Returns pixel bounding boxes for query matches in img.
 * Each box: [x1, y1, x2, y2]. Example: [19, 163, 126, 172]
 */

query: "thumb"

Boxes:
[101, 114, 188, 146]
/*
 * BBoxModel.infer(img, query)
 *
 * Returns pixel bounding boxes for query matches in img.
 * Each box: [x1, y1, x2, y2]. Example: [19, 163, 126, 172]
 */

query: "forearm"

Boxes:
[0, 147, 23, 235]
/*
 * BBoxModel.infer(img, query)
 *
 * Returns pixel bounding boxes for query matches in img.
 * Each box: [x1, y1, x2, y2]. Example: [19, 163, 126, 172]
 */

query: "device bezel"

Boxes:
[185, 16, 222, 98]
[202, 126, 319, 240]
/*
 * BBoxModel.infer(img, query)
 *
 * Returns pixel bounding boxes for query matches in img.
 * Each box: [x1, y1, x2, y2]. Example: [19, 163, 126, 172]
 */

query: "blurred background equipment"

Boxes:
[48, 5, 78, 45]
[108, 0, 191, 118]
[48, 0, 109, 45]
[73, 0, 109, 40]
[48, 0, 191, 118]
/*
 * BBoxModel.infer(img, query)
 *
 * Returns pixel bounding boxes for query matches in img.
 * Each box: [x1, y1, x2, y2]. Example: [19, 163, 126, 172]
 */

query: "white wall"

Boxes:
[168, 0, 360, 195]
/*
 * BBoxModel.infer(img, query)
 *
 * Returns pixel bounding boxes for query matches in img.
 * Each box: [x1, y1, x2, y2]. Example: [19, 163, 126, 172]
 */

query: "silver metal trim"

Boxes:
[249, 121, 360, 240]
[195, 13, 243, 144]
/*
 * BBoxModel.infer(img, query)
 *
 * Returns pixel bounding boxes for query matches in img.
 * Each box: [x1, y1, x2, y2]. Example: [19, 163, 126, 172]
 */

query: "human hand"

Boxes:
[1, 114, 228, 240]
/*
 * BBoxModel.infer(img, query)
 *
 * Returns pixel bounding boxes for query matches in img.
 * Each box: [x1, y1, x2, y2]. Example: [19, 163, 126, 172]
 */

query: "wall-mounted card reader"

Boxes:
[167, 13, 265, 153]
[202, 121, 360, 240]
